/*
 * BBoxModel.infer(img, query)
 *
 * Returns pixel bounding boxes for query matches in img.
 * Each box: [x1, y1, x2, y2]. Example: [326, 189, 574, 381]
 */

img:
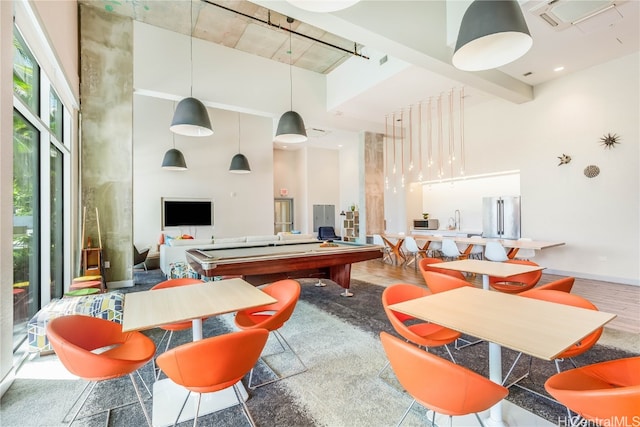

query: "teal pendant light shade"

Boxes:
[161, 148, 188, 170]
[170, 97, 213, 137]
[275, 111, 307, 143]
[453, 0, 532, 72]
[229, 153, 251, 173]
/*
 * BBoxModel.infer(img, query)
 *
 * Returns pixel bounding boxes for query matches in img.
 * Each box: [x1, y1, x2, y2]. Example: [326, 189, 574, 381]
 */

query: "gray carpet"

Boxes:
[1, 271, 636, 426]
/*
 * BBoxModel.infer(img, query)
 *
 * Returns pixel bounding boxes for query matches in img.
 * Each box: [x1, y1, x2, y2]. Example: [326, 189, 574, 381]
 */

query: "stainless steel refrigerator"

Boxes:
[482, 196, 521, 239]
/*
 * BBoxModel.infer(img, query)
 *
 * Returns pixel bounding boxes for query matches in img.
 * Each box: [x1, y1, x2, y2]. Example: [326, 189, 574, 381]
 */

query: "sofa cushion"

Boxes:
[214, 237, 247, 244]
[167, 238, 212, 247]
[246, 235, 278, 243]
[28, 291, 124, 354]
[279, 233, 315, 241]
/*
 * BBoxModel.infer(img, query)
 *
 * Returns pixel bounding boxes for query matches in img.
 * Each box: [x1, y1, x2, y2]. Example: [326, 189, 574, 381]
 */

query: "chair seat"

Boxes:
[408, 323, 462, 345]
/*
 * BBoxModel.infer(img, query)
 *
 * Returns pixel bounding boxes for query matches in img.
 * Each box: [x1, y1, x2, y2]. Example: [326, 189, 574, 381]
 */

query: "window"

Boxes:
[13, 29, 39, 114]
[12, 25, 71, 353]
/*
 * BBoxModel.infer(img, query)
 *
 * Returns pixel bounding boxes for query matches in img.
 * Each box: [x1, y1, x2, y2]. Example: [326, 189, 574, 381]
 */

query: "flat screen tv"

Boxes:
[162, 198, 213, 228]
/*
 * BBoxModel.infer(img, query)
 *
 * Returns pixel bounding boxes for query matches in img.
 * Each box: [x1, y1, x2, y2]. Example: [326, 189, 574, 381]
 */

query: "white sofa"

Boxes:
[159, 233, 317, 276]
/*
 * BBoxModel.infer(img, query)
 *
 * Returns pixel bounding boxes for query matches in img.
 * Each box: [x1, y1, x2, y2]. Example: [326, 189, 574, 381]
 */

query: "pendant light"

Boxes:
[229, 113, 251, 174]
[285, 0, 360, 13]
[452, 0, 532, 72]
[162, 134, 188, 171]
[170, 0, 213, 137]
[274, 18, 307, 144]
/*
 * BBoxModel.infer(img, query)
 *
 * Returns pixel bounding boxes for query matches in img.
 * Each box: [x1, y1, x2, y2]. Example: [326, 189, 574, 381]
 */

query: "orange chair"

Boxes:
[418, 257, 466, 282]
[380, 332, 508, 426]
[46, 315, 155, 426]
[489, 259, 542, 294]
[380, 283, 460, 378]
[502, 289, 604, 390]
[156, 329, 269, 427]
[421, 270, 472, 294]
[234, 279, 307, 388]
[151, 278, 204, 349]
[544, 356, 640, 426]
[533, 276, 575, 293]
[421, 271, 481, 349]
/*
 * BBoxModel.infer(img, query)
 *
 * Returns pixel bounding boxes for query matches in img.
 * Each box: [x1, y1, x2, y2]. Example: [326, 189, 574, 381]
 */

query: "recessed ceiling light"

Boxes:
[554, 66, 565, 72]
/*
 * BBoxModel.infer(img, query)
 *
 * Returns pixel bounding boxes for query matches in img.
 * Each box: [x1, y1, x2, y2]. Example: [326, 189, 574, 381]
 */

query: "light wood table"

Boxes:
[381, 235, 406, 265]
[389, 287, 616, 427]
[122, 278, 277, 427]
[434, 259, 546, 290]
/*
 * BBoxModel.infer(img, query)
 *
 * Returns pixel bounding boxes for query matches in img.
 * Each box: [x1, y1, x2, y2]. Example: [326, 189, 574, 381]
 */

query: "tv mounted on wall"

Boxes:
[162, 198, 213, 229]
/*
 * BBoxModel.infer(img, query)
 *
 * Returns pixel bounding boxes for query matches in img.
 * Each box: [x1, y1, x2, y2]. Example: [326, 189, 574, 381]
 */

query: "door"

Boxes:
[501, 196, 521, 240]
[313, 204, 335, 232]
[274, 198, 293, 234]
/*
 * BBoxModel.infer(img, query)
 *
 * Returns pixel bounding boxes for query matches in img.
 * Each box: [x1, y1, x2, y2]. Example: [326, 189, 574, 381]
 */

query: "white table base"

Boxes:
[483, 273, 507, 427]
[152, 378, 248, 427]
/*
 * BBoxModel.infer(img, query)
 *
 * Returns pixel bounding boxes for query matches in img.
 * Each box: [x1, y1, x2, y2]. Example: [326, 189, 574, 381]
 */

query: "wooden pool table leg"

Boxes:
[330, 264, 354, 297]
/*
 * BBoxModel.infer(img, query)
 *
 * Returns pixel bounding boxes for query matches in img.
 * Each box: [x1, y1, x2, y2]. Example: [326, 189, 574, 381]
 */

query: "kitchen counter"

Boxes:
[411, 229, 482, 237]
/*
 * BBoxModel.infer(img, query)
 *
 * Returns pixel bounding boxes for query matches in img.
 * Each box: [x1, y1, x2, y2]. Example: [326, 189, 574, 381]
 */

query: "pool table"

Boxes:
[185, 241, 382, 296]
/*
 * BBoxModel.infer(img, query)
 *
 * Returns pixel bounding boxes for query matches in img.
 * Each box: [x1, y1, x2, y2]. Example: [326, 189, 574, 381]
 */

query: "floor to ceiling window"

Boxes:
[12, 26, 71, 352]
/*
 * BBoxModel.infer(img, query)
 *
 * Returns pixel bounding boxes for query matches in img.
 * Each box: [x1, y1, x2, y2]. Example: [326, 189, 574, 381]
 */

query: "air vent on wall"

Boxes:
[529, 0, 626, 31]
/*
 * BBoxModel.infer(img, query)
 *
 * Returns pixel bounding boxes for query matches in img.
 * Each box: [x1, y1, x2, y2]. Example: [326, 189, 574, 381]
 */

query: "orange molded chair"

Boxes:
[151, 278, 204, 348]
[503, 289, 604, 392]
[234, 279, 307, 388]
[418, 257, 466, 282]
[421, 271, 481, 349]
[381, 283, 460, 375]
[422, 270, 473, 294]
[544, 356, 640, 427]
[380, 332, 508, 426]
[533, 277, 575, 293]
[46, 315, 156, 426]
[156, 329, 269, 427]
[489, 260, 542, 294]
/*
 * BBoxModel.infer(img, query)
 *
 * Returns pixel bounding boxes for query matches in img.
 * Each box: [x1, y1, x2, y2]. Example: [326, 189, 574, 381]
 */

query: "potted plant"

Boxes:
[422, 213, 429, 219]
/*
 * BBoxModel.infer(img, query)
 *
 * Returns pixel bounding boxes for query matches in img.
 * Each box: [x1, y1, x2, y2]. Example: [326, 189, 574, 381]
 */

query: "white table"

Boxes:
[389, 287, 616, 427]
[122, 278, 277, 427]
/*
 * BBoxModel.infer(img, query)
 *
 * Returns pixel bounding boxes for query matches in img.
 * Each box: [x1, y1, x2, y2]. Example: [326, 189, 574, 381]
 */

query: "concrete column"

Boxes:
[364, 132, 385, 236]
[79, 5, 133, 286]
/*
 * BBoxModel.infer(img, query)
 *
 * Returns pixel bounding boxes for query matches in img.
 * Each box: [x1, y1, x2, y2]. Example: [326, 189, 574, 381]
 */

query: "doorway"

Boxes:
[274, 198, 293, 234]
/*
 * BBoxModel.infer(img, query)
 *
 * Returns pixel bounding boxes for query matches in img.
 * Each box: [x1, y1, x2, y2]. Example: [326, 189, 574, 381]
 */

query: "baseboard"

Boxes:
[544, 269, 639, 287]
[107, 279, 134, 289]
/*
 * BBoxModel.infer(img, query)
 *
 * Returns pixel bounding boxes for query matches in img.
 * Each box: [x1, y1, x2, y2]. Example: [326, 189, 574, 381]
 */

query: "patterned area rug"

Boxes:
[1, 273, 636, 427]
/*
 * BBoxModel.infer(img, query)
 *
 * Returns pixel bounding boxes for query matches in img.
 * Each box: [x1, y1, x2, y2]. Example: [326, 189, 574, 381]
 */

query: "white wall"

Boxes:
[404, 53, 639, 284]
[420, 172, 521, 232]
[133, 96, 275, 246]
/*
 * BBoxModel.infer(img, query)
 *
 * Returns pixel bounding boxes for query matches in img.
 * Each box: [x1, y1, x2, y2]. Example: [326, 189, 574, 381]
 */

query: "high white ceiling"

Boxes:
[83, 0, 639, 149]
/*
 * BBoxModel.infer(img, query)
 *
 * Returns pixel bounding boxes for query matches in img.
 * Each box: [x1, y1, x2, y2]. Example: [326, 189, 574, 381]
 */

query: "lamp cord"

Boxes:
[190, 0, 193, 97]
[237, 113, 241, 152]
[289, 22, 293, 110]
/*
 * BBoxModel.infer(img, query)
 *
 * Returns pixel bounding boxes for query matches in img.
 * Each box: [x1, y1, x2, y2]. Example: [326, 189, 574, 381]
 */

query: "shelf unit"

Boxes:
[343, 210, 359, 242]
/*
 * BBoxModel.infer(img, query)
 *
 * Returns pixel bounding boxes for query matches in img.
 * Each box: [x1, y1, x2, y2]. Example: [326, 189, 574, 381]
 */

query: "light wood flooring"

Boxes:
[351, 259, 640, 335]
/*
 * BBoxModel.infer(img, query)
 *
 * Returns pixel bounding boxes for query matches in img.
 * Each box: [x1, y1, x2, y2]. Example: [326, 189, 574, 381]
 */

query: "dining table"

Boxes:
[381, 234, 406, 265]
[389, 286, 617, 427]
[434, 259, 546, 290]
[122, 278, 277, 427]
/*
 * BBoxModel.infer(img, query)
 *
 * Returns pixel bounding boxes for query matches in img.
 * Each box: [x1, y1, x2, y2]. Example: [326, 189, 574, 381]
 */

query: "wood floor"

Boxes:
[351, 259, 640, 334]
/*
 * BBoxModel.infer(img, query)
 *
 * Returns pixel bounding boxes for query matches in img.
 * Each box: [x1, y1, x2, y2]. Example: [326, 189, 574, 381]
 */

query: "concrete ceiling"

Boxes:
[82, 0, 639, 149]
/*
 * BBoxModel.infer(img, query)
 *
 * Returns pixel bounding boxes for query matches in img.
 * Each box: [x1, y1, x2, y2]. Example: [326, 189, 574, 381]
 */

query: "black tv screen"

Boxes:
[162, 199, 213, 228]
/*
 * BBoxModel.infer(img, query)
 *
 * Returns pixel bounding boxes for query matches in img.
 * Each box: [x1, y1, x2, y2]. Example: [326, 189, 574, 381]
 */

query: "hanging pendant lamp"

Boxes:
[162, 148, 188, 170]
[229, 114, 251, 174]
[452, 0, 532, 72]
[274, 18, 307, 144]
[170, 0, 213, 137]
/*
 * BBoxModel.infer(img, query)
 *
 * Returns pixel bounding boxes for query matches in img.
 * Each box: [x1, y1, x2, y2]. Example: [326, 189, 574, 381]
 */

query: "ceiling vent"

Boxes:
[529, 0, 626, 32]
